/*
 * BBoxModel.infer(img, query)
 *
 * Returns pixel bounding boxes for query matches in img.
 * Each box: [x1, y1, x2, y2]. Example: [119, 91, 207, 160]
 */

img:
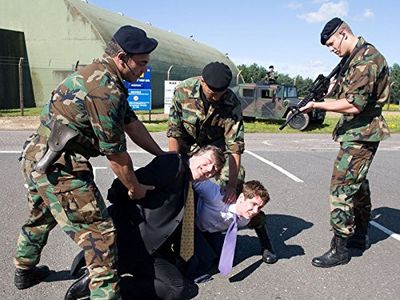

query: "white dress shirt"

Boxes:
[193, 180, 249, 233]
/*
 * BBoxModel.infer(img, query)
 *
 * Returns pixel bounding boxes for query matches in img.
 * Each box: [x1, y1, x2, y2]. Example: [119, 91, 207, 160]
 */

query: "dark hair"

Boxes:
[105, 38, 125, 57]
[242, 180, 270, 205]
[192, 145, 226, 173]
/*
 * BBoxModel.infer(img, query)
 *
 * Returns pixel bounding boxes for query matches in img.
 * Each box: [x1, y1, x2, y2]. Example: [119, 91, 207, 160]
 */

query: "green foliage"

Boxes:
[390, 63, 400, 103]
[237, 62, 400, 100]
[237, 64, 314, 97]
[237, 63, 267, 83]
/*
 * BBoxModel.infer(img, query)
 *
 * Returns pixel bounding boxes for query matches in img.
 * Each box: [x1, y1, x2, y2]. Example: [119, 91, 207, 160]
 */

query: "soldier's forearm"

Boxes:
[168, 137, 181, 152]
[107, 151, 140, 194]
[228, 153, 241, 187]
[125, 120, 163, 156]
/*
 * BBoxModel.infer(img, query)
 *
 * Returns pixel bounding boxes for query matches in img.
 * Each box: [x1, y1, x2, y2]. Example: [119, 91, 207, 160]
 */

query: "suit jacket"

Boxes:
[107, 153, 190, 273]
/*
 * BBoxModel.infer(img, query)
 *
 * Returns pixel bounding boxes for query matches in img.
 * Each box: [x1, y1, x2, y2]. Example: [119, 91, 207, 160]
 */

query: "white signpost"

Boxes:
[164, 80, 181, 114]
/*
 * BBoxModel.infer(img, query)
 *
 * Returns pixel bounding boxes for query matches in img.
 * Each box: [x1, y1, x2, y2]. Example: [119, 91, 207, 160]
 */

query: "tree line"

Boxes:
[237, 63, 400, 103]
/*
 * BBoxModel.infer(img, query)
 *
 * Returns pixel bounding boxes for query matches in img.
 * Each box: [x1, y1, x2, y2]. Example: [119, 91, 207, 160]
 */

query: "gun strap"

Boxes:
[337, 43, 371, 79]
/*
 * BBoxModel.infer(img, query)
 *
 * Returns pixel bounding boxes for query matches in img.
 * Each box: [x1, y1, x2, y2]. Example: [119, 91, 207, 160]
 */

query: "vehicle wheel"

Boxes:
[286, 111, 310, 131]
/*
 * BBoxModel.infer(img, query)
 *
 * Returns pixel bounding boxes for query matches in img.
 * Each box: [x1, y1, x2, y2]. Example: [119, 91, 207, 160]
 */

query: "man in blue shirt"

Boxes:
[186, 179, 277, 281]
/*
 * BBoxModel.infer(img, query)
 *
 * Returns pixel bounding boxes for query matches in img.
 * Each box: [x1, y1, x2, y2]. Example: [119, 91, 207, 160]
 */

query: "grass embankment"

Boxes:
[1, 106, 399, 133]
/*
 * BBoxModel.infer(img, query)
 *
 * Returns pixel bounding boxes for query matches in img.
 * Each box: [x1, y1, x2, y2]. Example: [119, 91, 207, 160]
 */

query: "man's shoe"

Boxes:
[64, 270, 90, 300]
[14, 265, 51, 290]
[254, 224, 278, 264]
[261, 249, 278, 264]
[312, 235, 350, 268]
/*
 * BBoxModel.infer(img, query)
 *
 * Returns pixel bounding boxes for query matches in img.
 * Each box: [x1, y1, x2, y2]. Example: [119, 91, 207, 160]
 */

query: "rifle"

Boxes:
[279, 60, 344, 130]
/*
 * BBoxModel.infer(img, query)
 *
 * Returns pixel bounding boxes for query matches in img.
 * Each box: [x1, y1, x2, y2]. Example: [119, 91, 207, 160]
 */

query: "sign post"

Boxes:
[164, 80, 181, 115]
[125, 66, 152, 120]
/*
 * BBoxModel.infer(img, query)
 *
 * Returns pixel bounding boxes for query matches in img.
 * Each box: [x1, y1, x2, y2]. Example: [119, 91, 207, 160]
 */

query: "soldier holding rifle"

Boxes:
[300, 18, 390, 268]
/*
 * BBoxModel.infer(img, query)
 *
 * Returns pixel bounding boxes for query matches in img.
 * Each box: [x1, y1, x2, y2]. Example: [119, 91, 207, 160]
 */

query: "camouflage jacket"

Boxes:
[23, 54, 137, 170]
[333, 37, 390, 142]
[167, 77, 244, 155]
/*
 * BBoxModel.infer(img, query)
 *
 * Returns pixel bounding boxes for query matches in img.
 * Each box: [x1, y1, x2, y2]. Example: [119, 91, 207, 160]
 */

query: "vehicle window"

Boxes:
[286, 86, 298, 97]
[243, 89, 254, 97]
[261, 89, 272, 98]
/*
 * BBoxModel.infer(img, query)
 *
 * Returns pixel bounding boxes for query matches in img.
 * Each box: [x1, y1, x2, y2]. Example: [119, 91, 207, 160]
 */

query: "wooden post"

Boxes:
[18, 57, 24, 116]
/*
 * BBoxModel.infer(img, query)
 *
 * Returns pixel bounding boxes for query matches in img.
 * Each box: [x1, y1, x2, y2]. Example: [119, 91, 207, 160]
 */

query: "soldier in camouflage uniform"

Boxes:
[167, 62, 244, 203]
[14, 25, 164, 299]
[301, 18, 390, 268]
[167, 62, 278, 265]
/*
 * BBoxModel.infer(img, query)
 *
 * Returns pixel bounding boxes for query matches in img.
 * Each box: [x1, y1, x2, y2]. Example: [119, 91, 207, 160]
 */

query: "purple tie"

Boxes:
[218, 214, 238, 276]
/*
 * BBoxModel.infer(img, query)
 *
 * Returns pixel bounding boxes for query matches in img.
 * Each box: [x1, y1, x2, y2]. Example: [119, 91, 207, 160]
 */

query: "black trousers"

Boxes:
[119, 256, 184, 300]
[109, 205, 185, 300]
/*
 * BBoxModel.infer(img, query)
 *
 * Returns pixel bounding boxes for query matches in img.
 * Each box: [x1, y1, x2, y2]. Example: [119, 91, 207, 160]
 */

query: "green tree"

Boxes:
[390, 63, 400, 103]
[237, 63, 267, 83]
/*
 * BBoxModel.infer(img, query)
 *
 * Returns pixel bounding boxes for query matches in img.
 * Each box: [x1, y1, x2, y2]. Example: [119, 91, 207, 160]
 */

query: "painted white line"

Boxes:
[261, 140, 273, 146]
[0, 150, 20, 154]
[370, 220, 400, 242]
[245, 150, 304, 183]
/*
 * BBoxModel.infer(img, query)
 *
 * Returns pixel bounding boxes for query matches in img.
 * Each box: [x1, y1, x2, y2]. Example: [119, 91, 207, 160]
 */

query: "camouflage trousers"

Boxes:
[14, 157, 119, 299]
[329, 141, 379, 237]
[213, 153, 246, 194]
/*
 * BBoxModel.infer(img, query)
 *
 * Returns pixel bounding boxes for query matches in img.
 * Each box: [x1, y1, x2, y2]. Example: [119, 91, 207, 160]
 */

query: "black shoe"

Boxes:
[70, 250, 86, 278]
[64, 270, 90, 300]
[261, 249, 278, 264]
[14, 265, 51, 290]
[312, 235, 350, 268]
[254, 224, 278, 264]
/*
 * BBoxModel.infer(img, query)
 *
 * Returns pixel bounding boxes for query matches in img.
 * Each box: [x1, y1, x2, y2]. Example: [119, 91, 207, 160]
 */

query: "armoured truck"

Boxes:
[233, 83, 325, 130]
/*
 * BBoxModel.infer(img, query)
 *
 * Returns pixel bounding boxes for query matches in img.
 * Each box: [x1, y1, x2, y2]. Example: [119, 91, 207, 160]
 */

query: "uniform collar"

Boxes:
[96, 54, 128, 94]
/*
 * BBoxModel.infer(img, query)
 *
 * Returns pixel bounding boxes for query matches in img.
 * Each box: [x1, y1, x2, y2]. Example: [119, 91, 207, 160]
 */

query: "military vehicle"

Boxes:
[232, 83, 325, 130]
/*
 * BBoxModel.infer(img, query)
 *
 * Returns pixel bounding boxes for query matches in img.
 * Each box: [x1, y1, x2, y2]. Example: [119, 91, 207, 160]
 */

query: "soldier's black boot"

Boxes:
[347, 224, 369, 250]
[64, 269, 90, 300]
[14, 265, 51, 290]
[255, 224, 278, 264]
[312, 235, 350, 268]
[70, 250, 86, 277]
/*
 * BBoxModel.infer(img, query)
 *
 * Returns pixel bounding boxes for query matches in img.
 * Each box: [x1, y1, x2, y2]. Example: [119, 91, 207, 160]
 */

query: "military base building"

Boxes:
[0, 0, 239, 109]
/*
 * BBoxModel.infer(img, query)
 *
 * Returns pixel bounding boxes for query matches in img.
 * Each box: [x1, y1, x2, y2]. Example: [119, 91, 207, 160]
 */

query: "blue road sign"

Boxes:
[127, 89, 152, 110]
[124, 66, 152, 110]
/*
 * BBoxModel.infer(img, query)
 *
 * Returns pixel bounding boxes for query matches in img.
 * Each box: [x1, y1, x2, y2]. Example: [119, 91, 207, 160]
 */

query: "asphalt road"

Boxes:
[1, 131, 399, 300]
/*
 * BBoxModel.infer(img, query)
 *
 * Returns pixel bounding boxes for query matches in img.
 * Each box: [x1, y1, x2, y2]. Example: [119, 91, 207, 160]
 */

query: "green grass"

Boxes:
[142, 114, 400, 133]
[1, 107, 399, 133]
[0, 107, 42, 117]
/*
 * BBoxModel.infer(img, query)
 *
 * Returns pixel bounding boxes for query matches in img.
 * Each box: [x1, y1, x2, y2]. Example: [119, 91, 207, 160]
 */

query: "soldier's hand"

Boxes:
[129, 183, 155, 200]
[299, 102, 314, 114]
[222, 186, 237, 204]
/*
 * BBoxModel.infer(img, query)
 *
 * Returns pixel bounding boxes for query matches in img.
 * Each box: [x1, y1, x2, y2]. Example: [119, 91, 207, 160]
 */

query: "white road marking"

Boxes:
[0, 150, 21, 153]
[370, 220, 400, 242]
[245, 150, 304, 183]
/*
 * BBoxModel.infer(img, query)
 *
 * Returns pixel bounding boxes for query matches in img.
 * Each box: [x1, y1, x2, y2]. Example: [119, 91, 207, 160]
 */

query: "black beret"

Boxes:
[320, 17, 343, 45]
[113, 25, 158, 55]
[202, 62, 232, 92]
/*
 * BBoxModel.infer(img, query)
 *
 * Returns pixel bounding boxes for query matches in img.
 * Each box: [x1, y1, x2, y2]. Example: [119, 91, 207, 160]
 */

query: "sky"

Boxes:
[88, 0, 399, 79]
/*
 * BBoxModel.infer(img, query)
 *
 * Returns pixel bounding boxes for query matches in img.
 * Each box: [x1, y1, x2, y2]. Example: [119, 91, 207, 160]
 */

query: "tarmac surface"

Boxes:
[1, 131, 399, 300]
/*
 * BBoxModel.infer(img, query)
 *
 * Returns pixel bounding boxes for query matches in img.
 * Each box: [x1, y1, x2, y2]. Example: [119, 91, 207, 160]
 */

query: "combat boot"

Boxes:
[312, 234, 350, 268]
[64, 269, 90, 300]
[255, 224, 278, 264]
[14, 265, 51, 290]
[347, 224, 369, 250]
